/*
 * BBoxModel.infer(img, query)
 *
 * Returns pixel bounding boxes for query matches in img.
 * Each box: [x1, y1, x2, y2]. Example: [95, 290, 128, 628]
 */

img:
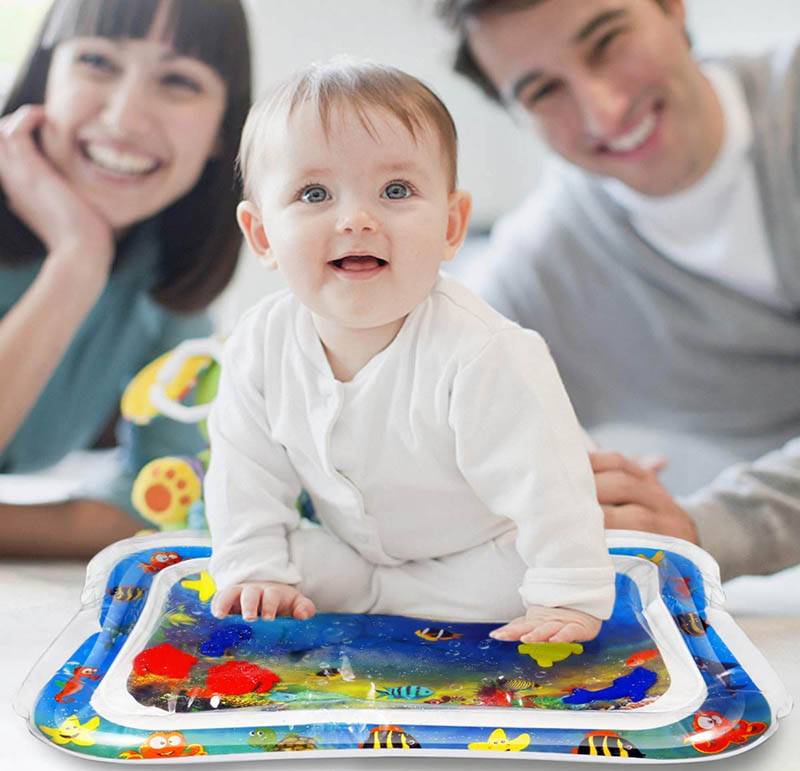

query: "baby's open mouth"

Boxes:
[329, 255, 388, 271]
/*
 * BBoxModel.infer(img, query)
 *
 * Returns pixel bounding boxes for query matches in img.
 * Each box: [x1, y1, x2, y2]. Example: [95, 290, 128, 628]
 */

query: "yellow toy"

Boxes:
[121, 338, 223, 531]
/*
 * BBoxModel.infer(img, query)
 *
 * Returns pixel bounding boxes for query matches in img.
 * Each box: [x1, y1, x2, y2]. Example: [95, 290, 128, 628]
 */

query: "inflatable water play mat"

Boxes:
[16, 530, 791, 763]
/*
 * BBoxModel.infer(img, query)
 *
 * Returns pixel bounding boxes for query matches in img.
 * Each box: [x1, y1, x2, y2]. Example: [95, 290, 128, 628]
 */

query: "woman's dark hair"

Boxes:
[0, 0, 252, 312]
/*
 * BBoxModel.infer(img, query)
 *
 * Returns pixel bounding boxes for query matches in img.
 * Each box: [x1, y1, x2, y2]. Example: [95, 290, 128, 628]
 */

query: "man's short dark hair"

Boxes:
[437, 0, 674, 105]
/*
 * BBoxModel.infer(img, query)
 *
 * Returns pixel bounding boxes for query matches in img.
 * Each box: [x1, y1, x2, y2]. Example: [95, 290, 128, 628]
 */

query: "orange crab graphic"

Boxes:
[139, 551, 183, 573]
[685, 710, 767, 754]
[120, 731, 206, 759]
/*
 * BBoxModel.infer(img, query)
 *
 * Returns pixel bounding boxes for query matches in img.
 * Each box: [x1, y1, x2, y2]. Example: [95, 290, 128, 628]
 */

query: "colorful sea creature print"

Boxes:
[500, 677, 537, 692]
[468, 728, 531, 752]
[199, 623, 253, 656]
[562, 666, 658, 705]
[39, 714, 101, 747]
[181, 571, 216, 602]
[414, 627, 462, 642]
[477, 680, 515, 707]
[54, 665, 100, 703]
[119, 731, 207, 759]
[107, 585, 145, 602]
[133, 643, 198, 679]
[625, 648, 660, 667]
[274, 734, 318, 752]
[139, 550, 183, 573]
[675, 612, 710, 637]
[572, 731, 645, 758]
[360, 725, 422, 750]
[164, 605, 197, 628]
[516, 641, 583, 667]
[685, 710, 767, 754]
[636, 550, 665, 564]
[247, 728, 277, 750]
[375, 685, 434, 700]
[205, 661, 280, 696]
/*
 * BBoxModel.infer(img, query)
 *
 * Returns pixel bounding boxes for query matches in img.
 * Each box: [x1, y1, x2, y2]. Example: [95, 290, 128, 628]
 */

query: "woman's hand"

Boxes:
[591, 451, 699, 543]
[211, 581, 316, 622]
[0, 105, 114, 274]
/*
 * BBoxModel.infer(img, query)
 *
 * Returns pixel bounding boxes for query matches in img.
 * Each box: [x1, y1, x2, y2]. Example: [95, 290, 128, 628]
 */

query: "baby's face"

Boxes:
[242, 102, 469, 333]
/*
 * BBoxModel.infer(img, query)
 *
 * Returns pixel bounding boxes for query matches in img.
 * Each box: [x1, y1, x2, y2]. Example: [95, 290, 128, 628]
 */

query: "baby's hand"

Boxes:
[211, 581, 316, 622]
[489, 605, 602, 644]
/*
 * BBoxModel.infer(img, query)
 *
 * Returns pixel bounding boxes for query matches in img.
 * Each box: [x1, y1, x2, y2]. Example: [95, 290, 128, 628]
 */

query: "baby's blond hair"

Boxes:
[237, 58, 458, 199]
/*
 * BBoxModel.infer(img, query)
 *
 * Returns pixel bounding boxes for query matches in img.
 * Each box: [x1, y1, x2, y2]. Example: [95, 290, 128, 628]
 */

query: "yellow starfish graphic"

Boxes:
[516, 641, 583, 667]
[40, 714, 101, 746]
[181, 571, 216, 602]
[469, 728, 531, 752]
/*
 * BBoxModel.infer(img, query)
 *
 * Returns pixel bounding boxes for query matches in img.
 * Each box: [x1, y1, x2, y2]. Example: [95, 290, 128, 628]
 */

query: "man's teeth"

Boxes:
[85, 143, 159, 175]
[606, 112, 657, 153]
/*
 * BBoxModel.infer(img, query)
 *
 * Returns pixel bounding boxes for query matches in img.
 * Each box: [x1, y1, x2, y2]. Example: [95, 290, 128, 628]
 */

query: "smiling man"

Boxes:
[438, 0, 800, 580]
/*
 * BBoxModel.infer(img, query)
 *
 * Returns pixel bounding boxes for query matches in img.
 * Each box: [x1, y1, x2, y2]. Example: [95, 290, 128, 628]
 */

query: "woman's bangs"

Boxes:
[40, 0, 237, 78]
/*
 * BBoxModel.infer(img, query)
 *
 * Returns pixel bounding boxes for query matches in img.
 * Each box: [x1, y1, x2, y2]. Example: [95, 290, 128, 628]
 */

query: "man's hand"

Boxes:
[211, 581, 316, 622]
[489, 605, 602, 643]
[591, 451, 699, 544]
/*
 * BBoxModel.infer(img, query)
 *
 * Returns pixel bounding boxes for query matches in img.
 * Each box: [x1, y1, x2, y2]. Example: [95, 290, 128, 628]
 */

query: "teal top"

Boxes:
[0, 223, 212, 517]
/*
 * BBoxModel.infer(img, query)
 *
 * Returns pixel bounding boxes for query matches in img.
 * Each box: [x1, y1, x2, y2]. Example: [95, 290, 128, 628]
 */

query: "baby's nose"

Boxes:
[336, 207, 378, 233]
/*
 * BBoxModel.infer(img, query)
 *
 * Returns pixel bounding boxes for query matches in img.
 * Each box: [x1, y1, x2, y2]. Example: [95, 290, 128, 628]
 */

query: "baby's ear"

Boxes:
[236, 200, 277, 270]
[443, 189, 472, 262]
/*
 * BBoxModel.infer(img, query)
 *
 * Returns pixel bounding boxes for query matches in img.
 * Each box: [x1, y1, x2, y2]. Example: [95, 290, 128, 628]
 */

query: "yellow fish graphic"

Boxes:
[469, 728, 531, 752]
[40, 714, 101, 746]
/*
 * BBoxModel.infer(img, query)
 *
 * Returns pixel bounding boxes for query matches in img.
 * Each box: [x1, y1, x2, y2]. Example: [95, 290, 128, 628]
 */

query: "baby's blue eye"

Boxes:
[300, 186, 329, 203]
[383, 182, 412, 200]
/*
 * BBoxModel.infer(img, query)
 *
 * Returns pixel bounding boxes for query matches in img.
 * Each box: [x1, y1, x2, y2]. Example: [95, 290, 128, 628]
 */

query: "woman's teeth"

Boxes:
[84, 143, 159, 175]
[606, 112, 657, 153]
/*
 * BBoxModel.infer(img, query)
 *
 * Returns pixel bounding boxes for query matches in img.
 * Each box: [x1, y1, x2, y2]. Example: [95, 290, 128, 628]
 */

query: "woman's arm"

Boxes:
[0, 499, 140, 559]
[0, 252, 109, 451]
[0, 106, 114, 452]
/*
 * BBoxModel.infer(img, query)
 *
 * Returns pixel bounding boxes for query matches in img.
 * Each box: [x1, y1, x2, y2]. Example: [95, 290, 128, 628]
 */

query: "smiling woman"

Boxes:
[0, 0, 251, 557]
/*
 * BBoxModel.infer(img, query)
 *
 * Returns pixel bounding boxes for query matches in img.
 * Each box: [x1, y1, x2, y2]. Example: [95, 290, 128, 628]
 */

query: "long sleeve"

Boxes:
[683, 437, 800, 581]
[205, 316, 303, 590]
[449, 327, 615, 619]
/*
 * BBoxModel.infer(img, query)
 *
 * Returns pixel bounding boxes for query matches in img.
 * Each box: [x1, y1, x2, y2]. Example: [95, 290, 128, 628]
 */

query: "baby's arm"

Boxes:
[205, 314, 307, 609]
[451, 328, 615, 638]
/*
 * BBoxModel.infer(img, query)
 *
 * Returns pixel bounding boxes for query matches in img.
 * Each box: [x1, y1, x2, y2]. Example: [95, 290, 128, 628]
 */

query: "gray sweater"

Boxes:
[474, 44, 800, 581]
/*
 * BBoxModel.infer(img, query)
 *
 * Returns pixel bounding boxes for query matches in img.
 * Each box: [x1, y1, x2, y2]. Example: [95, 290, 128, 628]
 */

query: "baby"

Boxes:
[205, 59, 615, 644]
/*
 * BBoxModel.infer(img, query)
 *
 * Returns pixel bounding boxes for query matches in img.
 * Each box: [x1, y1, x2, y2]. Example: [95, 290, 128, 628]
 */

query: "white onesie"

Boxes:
[205, 273, 615, 622]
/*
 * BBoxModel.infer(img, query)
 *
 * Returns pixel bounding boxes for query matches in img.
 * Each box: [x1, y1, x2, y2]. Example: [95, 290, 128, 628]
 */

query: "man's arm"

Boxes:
[594, 439, 800, 581]
[0, 499, 140, 559]
[682, 438, 800, 581]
